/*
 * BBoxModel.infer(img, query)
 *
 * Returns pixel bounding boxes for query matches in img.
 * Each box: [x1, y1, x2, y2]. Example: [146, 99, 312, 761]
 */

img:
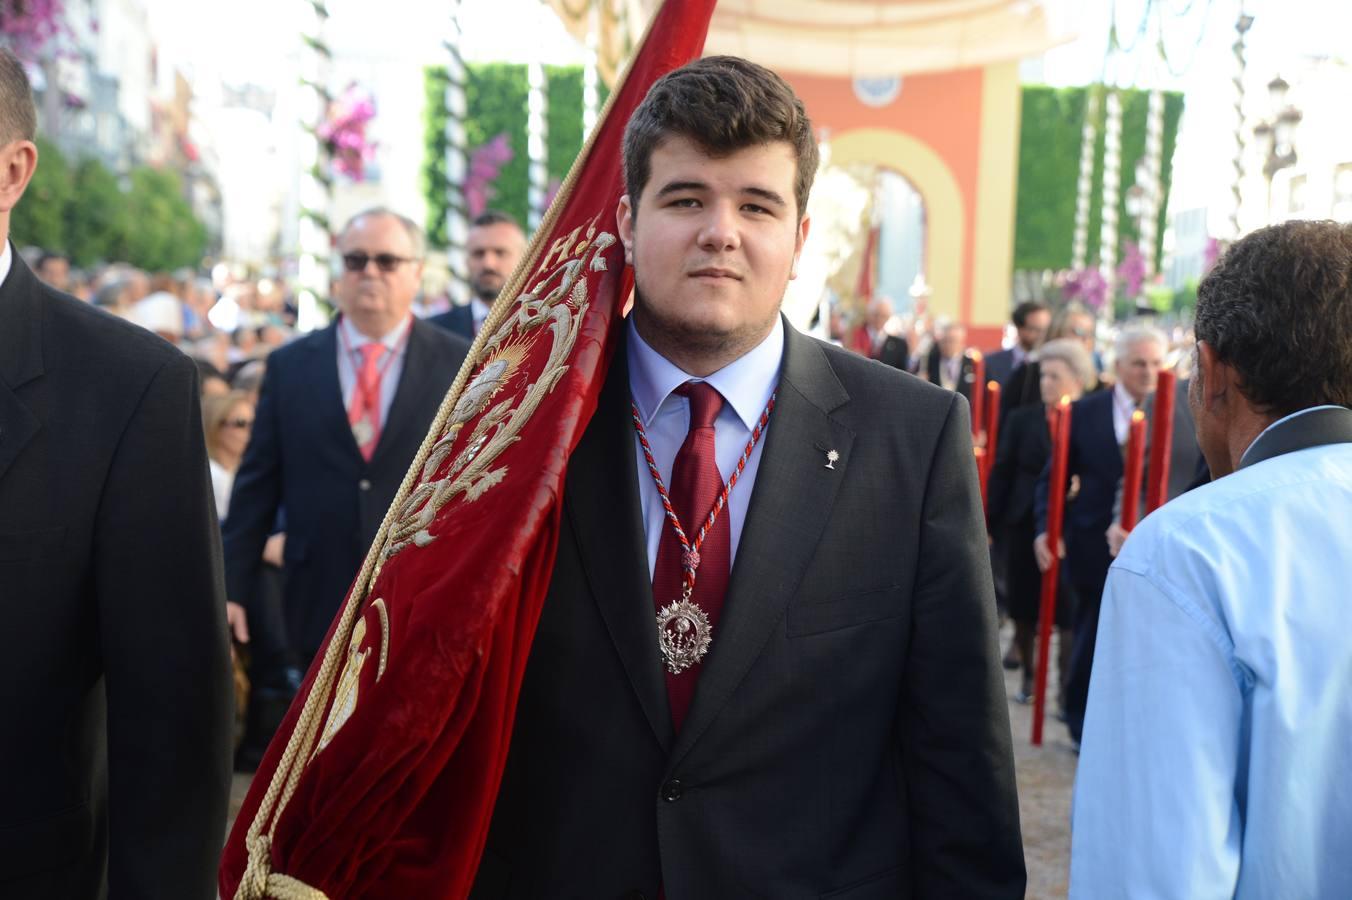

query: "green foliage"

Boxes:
[122, 167, 207, 271]
[464, 63, 531, 226]
[422, 67, 452, 247]
[422, 63, 609, 245]
[11, 138, 73, 253]
[10, 141, 207, 270]
[1015, 85, 1185, 272]
[64, 157, 129, 267]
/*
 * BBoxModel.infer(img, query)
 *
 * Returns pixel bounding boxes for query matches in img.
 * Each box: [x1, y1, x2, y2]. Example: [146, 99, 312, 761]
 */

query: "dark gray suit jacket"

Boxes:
[473, 322, 1025, 899]
[0, 254, 232, 898]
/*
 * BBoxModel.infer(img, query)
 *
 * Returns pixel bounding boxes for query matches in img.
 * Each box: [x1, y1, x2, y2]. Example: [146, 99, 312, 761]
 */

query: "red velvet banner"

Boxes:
[220, 3, 715, 896]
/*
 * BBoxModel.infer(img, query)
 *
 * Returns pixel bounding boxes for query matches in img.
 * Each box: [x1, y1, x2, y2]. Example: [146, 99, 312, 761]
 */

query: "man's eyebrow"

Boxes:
[744, 187, 788, 208]
[655, 180, 708, 198]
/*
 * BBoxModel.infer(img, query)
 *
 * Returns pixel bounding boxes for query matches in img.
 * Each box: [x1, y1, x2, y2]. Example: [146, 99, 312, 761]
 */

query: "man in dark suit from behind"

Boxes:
[985, 300, 1050, 387]
[1035, 326, 1167, 745]
[472, 56, 1023, 899]
[0, 49, 232, 898]
[224, 209, 470, 671]
[428, 210, 526, 341]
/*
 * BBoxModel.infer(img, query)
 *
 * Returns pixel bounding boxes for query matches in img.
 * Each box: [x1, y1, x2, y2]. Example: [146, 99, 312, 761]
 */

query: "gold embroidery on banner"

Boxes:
[379, 219, 616, 560]
[316, 617, 369, 753]
[373, 598, 390, 681]
[314, 597, 391, 751]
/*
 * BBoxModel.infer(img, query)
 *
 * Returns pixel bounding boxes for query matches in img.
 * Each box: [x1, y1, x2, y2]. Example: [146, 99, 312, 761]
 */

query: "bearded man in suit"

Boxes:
[471, 56, 1024, 900]
[0, 49, 231, 898]
[429, 210, 527, 341]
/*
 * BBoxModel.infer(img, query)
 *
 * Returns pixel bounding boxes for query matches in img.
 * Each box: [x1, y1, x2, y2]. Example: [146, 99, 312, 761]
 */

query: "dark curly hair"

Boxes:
[622, 56, 818, 219]
[1195, 220, 1352, 416]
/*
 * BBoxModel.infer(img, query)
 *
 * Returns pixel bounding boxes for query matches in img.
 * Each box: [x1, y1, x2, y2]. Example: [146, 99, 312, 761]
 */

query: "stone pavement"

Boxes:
[227, 624, 1080, 897]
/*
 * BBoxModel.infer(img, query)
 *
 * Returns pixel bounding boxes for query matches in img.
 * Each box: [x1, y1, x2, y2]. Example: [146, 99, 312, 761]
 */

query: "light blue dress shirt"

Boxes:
[1070, 407, 1352, 899]
[627, 315, 783, 580]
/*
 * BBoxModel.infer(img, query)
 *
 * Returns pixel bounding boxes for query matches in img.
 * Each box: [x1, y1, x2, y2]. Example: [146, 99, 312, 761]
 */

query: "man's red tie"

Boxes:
[347, 343, 384, 460]
[651, 381, 730, 734]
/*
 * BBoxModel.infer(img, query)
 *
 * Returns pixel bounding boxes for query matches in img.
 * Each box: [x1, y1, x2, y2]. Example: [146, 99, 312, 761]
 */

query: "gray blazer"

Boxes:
[472, 321, 1025, 899]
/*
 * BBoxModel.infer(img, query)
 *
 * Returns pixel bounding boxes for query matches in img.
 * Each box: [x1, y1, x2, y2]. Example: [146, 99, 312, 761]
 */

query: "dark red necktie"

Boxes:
[652, 381, 730, 734]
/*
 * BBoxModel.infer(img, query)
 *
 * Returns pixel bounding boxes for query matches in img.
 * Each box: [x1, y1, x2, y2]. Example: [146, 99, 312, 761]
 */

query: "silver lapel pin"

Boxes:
[824, 449, 839, 470]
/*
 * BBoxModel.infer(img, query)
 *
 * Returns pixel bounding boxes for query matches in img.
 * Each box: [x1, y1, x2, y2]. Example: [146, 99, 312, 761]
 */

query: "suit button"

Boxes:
[358, 479, 372, 491]
[661, 779, 682, 802]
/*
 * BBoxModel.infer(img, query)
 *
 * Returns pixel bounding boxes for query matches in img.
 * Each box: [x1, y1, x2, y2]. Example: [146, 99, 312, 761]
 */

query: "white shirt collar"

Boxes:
[1240, 405, 1347, 464]
[0, 240, 12, 290]
[1113, 381, 1140, 413]
[627, 315, 784, 430]
[340, 313, 411, 352]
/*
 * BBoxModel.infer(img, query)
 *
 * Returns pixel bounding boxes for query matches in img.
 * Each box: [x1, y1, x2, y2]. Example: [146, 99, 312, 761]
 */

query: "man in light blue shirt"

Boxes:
[1070, 220, 1352, 898]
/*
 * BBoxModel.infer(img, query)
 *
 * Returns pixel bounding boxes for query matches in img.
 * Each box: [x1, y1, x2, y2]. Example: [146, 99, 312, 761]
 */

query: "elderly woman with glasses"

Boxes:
[987, 338, 1097, 706]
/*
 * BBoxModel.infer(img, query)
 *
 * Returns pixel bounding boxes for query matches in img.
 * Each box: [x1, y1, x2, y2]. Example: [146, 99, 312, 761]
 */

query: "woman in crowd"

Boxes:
[987, 338, 1097, 705]
[201, 389, 255, 522]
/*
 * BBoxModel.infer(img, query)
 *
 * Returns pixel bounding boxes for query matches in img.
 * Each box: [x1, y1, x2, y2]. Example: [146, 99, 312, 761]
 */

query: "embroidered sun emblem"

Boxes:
[450, 340, 531, 425]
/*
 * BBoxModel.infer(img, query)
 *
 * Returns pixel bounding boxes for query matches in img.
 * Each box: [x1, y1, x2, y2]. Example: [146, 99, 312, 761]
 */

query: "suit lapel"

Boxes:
[0, 254, 45, 485]
[670, 324, 855, 767]
[565, 343, 675, 752]
[372, 319, 442, 468]
[310, 323, 365, 463]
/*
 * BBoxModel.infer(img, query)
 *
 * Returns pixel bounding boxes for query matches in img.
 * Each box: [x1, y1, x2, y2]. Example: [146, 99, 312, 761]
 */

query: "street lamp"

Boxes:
[1254, 74, 1302, 218]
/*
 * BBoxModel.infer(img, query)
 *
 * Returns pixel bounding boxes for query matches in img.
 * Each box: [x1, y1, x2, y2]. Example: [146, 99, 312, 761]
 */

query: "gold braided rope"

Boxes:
[231, 6, 667, 897]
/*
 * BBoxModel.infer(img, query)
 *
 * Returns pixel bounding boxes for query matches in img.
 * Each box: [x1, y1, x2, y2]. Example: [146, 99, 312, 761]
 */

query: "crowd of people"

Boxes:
[6, 42, 1350, 900]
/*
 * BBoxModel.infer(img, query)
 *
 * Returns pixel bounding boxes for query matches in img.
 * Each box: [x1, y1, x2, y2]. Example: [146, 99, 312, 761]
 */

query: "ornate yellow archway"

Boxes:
[828, 128, 965, 320]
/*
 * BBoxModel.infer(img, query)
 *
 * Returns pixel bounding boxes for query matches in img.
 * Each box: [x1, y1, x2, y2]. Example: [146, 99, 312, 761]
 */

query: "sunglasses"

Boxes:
[342, 252, 416, 273]
[222, 417, 254, 429]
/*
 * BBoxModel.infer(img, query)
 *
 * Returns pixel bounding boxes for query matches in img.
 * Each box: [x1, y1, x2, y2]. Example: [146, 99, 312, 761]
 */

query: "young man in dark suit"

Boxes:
[429, 210, 526, 340]
[985, 300, 1050, 386]
[472, 56, 1024, 899]
[223, 209, 470, 671]
[0, 49, 232, 899]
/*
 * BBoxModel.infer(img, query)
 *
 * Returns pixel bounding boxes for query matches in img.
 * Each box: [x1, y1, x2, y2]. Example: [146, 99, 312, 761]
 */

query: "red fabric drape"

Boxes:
[219, 4, 716, 896]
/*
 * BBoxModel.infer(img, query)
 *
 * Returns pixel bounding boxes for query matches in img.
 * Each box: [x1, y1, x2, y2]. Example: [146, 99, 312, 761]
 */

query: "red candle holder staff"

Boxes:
[1145, 368, 1176, 514]
[1032, 395, 1071, 746]
[1120, 409, 1147, 531]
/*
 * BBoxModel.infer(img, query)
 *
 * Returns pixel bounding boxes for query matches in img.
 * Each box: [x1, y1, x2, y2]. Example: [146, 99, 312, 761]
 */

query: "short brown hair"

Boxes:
[1196, 220, 1352, 415]
[622, 56, 818, 219]
[0, 48, 37, 145]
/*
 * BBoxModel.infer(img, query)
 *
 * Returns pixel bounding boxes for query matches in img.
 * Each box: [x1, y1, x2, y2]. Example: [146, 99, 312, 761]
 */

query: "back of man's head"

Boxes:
[0, 49, 36, 146]
[1011, 300, 1048, 329]
[1196, 220, 1352, 416]
[622, 55, 818, 219]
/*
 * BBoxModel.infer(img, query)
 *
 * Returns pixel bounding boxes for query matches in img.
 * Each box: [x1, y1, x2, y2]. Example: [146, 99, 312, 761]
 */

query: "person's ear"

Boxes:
[0, 139, 39, 213]
[1195, 341, 1237, 412]
[789, 214, 811, 280]
[616, 194, 635, 266]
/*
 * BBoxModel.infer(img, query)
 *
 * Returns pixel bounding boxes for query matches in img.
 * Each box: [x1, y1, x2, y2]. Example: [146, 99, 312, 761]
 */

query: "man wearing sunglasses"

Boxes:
[223, 209, 471, 679]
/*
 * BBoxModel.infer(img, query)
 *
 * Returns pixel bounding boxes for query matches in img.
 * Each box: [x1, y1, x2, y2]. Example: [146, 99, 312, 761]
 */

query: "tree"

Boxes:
[11, 136, 72, 252]
[121, 167, 207, 271]
[63, 156, 128, 267]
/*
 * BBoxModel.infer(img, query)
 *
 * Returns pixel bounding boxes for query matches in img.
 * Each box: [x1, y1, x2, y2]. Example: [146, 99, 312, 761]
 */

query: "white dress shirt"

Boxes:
[627, 315, 783, 579]
[470, 297, 491, 336]
[0, 240, 13, 290]
[336, 314, 412, 430]
[1071, 406, 1352, 899]
[1110, 381, 1140, 445]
